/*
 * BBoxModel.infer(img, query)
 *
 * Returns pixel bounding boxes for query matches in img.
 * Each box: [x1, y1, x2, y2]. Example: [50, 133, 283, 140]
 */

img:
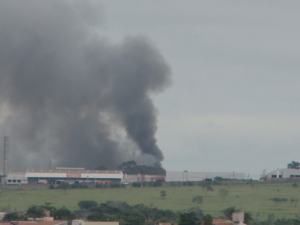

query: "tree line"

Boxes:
[3, 202, 300, 225]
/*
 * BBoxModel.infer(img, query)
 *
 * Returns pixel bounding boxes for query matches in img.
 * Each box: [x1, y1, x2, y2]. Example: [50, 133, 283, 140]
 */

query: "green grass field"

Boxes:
[1, 182, 300, 220]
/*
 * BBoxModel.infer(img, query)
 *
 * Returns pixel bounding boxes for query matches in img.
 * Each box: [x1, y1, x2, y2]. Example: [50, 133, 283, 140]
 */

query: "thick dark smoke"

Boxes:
[0, 1, 171, 172]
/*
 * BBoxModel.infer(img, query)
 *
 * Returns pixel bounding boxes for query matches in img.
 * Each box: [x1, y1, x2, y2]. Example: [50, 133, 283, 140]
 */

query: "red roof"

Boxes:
[213, 219, 227, 224]
[1, 221, 67, 225]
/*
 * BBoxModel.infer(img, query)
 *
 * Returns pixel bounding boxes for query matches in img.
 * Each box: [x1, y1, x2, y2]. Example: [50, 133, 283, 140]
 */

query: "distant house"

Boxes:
[42, 209, 51, 217]
[232, 212, 247, 225]
[210, 211, 247, 225]
[0, 212, 6, 221]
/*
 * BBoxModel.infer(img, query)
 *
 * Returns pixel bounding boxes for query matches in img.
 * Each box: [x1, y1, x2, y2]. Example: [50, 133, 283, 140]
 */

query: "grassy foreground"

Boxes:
[1, 182, 300, 220]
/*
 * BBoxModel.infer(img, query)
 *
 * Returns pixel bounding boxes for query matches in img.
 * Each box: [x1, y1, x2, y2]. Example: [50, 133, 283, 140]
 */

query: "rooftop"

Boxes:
[26, 169, 122, 174]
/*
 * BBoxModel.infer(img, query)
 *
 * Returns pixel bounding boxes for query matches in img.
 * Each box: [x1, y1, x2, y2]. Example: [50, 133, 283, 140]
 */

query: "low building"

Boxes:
[267, 168, 300, 179]
[0, 220, 67, 225]
[6, 173, 28, 185]
[0, 212, 6, 221]
[166, 171, 246, 182]
[124, 174, 165, 183]
[232, 212, 245, 225]
[25, 168, 123, 184]
[72, 220, 119, 225]
[210, 211, 246, 225]
[5, 167, 123, 185]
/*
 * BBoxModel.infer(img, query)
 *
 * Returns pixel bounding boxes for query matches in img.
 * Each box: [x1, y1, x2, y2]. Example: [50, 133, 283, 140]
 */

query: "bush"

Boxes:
[132, 182, 145, 187]
[214, 176, 224, 181]
[2, 212, 21, 221]
[187, 181, 194, 186]
[56, 182, 70, 191]
[170, 182, 177, 186]
[49, 184, 55, 189]
[71, 183, 88, 189]
[155, 182, 163, 187]
[96, 183, 107, 188]
[78, 200, 98, 210]
[213, 180, 221, 185]
[110, 183, 124, 188]
[149, 182, 162, 187]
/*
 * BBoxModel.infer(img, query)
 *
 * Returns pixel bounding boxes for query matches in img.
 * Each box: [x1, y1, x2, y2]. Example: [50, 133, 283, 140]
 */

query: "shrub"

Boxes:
[110, 183, 122, 188]
[212, 180, 221, 185]
[78, 200, 98, 210]
[170, 182, 177, 186]
[153, 182, 163, 187]
[96, 183, 107, 188]
[132, 182, 145, 187]
[71, 183, 88, 189]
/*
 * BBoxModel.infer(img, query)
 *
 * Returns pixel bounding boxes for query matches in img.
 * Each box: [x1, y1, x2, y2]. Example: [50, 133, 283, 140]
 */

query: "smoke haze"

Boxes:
[0, 1, 171, 171]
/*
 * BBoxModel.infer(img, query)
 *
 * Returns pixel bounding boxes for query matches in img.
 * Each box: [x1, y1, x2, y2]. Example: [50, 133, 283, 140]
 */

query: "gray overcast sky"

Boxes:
[99, 1, 300, 178]
[1, 1, 299, 179]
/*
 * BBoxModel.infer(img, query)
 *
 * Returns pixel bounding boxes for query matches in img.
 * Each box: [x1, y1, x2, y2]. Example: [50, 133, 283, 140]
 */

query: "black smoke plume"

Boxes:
[0, 1, 171, 171]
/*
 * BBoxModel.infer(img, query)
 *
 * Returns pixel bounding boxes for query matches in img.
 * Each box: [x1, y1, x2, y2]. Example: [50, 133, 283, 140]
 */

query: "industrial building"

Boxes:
[166, 171, 246, 182]
[267, 168, 300, 179]
[5, 168, 123, 185]
[1, 137, 247, 185]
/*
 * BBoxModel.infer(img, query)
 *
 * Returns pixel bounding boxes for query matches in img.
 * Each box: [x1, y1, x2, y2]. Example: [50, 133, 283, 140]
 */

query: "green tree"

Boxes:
[59, 182, 70, 193]
[200, 183, 214, 195]
[186, 207, 204, 220]
[268, 213, 275, 225]
[39, 205, 57, 216]
[2, 212, 20, 221]
[291, 198, 299, 207]
[222, 207, 236, 220]
[219, 188, 229, 202]
[158, 217, 170, 223]
[202, 214, 213, 225]
[206, 185, 214, 195]
[96, 165, 107, 170]
[117, 160, 166, 175]
[118, 160, 137, 171]
[161, 190, 167, 198]
[26, 205, 46, 218]
[270, 198, 288, 206]
[192, 196, 203, 207]
[244, 212, 253, 225]
[288, 161, 300, 169]
[54, 208, 73, 220]
[214, 176, 224, 181]
[78, 200, 98, 210]
[86, 213, 106, 221]
[179, 212, 199, 225]
[120, 209, 145, 225]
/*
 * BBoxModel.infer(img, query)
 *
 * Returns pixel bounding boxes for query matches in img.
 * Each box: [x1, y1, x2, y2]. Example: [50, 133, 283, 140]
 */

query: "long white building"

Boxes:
[166, 171, 246, 182]
[5, 167, 123, 185]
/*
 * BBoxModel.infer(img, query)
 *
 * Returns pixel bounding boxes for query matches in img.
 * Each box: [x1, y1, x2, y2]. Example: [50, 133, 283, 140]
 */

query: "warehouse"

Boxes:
[166, 171, 246, 182]
[267, 168, 300, 179]
[24, 167, 123, 184]
[6, 172, 28, 184]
